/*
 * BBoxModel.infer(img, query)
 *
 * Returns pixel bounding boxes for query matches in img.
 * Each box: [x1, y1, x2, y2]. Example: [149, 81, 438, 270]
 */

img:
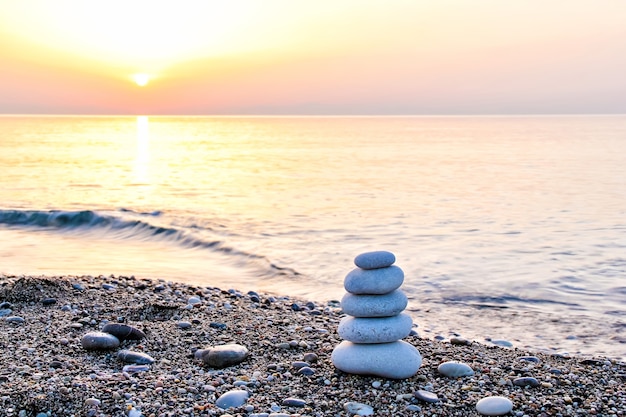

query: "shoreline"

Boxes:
[1, 274, 624, 416]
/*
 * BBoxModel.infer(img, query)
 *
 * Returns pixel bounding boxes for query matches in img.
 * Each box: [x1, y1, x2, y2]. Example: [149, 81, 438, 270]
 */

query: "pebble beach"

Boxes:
[1, 274, 624, 417]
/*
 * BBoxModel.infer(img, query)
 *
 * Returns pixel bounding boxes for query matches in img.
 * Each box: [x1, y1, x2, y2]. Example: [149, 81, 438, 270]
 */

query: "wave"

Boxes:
[0, 208, 302, 278]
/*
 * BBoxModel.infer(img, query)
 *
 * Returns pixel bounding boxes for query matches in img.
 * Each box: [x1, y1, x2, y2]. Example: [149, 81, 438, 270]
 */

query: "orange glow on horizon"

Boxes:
[1, 1, 625, 115]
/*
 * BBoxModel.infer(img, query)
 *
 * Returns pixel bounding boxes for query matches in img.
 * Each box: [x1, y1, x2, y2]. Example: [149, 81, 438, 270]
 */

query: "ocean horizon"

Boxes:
[1, 114, 625, 360]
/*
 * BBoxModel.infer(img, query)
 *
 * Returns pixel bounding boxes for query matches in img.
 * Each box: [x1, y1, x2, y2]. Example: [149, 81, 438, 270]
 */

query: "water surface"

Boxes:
[1, 115, 625, 359]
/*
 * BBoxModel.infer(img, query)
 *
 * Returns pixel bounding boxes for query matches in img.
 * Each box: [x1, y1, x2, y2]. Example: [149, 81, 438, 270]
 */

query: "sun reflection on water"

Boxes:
[133, 116, 150, 184]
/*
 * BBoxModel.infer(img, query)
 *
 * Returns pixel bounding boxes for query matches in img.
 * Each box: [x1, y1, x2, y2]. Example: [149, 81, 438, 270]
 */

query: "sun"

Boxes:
[133, 73, 150, 87]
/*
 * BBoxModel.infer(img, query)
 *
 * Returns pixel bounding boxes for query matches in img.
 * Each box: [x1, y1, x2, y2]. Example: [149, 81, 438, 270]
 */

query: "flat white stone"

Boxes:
[331, 340, 422, 379]
[354, 251, 395, 270]
[476, 396, 513, 416]
[344, 266, 404, 295]
[343, 401, 374, 416]
[215, 389, 249, 409]
[117, 350, 155, 364]
[341, 290, 408, 317]
[437, 361, 475, 377]
[338, 313, 413, 343]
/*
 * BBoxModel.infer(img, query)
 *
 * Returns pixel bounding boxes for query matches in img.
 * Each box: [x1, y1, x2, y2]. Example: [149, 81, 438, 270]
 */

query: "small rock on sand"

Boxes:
[81, 331, 120, 350]
[344, 401, 374, 416]
[215, 389, 249, 409]
[201, 343, 249, 368]
[476, 396, 513, 416]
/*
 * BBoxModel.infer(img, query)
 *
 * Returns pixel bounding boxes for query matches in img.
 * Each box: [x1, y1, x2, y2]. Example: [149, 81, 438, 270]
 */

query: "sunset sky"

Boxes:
[1, 0, 625, 115]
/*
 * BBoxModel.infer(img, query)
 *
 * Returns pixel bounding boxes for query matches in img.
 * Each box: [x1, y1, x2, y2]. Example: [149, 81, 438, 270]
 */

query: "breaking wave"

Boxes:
[0, 208, 302, 278]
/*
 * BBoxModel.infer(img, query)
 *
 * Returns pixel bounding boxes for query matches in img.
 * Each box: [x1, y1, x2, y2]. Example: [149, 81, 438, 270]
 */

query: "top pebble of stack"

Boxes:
[354, 251, 396, 270]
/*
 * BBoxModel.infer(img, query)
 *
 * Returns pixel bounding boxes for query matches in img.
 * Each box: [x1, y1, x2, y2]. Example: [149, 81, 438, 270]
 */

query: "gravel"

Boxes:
[0, 274, 624, 416]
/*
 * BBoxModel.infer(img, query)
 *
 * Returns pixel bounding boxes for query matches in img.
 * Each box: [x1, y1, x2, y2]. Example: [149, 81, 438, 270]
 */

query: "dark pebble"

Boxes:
[282, 397, 306, 407]
[291, 303, 302, 311]
[303, 352, 318, 363]
[0, 302, 12, 309]
[154, 284, 165, 291]
[202, 344, 248, 368]
[297, 367, 315, 376]
[117, 350, 155, 364]
[102, 323, 146, 341]
[291, 361, 310, 369]
[414, 390, 440, 403]
[42, 298, 57, 305]
[71, 283, 84, 290]
[0, 309, 12, 317]
[50, 360, 64, 369]
[81, 331, 120, 350]
[581, 359, 605, 366]
[450, 337, 470, 346]
[513, 377, 540, 387]
[101, 283, 116, 290]
[209, 322, 227, 329]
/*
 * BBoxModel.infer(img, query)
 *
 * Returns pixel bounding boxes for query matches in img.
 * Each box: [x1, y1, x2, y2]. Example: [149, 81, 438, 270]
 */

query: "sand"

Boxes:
[0, 274, 624, 417]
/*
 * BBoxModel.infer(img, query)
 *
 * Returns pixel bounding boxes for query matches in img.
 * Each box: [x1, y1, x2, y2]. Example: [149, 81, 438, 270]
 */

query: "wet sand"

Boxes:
[0, 274, 624, 416]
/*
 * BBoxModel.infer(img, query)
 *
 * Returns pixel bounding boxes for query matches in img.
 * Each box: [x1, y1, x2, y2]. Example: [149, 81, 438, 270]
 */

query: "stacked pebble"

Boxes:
[331, 251, 422, 379]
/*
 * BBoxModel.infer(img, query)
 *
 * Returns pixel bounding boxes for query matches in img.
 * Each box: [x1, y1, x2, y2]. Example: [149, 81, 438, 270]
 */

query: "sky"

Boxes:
[1, 0, 625, 115]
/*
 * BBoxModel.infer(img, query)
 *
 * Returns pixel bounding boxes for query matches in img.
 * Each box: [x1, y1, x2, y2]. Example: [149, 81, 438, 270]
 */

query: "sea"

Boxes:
[1, 115, 625, 360]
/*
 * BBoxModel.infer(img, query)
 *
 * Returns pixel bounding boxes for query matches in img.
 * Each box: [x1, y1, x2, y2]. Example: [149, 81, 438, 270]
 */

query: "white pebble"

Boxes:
[216, 390, 249, 409]
[188, 296, 202, 305]
[128, 408, 142, 417]
[344, 402, 374, 416]
[437, 361, 475, 377]
[84, 398, 101, 407]
[476, 396, 513, 416]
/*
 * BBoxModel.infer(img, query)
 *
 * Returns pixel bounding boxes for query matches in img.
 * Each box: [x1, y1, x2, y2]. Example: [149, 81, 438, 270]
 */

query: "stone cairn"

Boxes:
[331, 251, 422, 379]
